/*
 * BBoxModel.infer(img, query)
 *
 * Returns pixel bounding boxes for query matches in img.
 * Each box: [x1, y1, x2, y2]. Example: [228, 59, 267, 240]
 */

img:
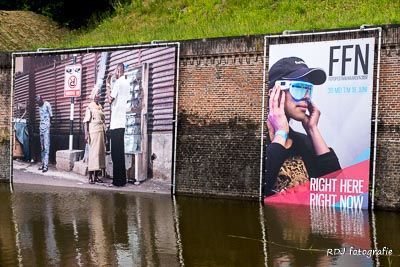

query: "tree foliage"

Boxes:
[0, 0, 130, 28]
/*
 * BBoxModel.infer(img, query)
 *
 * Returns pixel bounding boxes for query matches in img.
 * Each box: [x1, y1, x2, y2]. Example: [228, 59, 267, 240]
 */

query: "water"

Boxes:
[0, 183, 398, 266]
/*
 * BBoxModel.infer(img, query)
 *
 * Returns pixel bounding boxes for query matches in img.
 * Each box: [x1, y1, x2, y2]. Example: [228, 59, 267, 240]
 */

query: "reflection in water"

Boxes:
[0, 185, 19, 266]
[264, 204, 373, 267]
[1, 183, 179, 266]
[374, 209, 400, 267]
[0, 183, 399, 266]
[175, 196, 265, 266]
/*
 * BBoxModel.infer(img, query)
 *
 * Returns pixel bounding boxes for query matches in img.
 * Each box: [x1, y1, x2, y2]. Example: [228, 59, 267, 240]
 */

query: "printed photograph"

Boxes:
[263, 38, 375, 209]
[12, 46, 177, 192]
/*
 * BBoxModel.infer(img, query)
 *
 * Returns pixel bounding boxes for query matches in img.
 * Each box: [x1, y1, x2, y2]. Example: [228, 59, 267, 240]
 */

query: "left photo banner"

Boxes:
[11, 45, 178, 193]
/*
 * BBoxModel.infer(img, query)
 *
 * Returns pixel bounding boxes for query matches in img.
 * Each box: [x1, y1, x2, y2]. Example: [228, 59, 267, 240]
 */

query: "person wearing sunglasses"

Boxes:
[263, 57, 341, 198]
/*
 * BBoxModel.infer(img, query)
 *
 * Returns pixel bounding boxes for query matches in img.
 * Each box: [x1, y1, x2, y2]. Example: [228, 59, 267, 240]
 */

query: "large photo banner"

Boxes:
[12, 46, 177, 193]
[263, 38, 375, 209]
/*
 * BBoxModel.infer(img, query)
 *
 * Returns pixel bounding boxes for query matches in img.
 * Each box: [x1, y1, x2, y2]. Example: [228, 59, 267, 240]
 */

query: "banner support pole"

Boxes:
[259, 36, 268, 200]
[371, 27, 382, 210]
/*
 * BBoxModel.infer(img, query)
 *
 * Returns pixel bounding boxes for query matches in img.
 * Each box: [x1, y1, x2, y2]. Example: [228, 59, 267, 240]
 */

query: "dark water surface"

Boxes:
[0, 183, 398, 266]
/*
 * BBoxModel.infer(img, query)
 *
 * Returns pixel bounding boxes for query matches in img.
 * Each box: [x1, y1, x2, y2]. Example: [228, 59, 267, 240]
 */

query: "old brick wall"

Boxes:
[0, 53, 11, 180]
[375, 26, 400, 210]
[176, 37, 264, 198]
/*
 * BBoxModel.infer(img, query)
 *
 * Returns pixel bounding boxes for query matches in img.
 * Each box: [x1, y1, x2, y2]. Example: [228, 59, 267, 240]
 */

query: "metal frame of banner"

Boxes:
[9, 55, 14, 189]
[260, 27, 382, 210]
[171, 42, 181, 195]
[10, 42, 181, 195]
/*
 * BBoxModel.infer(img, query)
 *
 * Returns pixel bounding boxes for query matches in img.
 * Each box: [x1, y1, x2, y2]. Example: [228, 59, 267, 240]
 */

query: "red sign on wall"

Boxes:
[64, 64, 82, 97]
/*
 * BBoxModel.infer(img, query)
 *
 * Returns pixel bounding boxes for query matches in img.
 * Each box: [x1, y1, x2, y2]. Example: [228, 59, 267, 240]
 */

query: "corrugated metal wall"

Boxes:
[100, 46, 176, 132]
[13, 72, 30, 119]
[14, 54, 97, 135]
[14, 46, 176, 152]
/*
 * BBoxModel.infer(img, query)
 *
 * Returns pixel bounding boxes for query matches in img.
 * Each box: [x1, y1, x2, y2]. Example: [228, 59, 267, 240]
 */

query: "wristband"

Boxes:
[274, 130, 288, 141]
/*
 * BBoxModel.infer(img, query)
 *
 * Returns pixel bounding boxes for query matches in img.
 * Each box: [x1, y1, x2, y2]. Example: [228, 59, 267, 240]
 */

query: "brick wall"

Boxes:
[0, 53, 11, 180]
[375, 35, 400, 209]
[176, 36, 264, 199]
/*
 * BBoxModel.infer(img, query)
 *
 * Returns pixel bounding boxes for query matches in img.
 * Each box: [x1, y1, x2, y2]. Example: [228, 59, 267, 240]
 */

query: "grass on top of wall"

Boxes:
[51, 0, 400, 48]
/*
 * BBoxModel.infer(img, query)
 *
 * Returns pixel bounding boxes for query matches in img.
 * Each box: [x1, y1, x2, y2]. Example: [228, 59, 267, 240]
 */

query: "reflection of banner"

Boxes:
[264, 38, 375, 209]
[264, 204, 373, 266]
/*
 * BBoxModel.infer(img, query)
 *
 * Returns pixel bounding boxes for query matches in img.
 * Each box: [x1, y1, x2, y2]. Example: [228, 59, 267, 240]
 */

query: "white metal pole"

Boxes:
[371, 27, 382, 210]
[69, 97, 74, 151]
[13, 42, 182, 57]
[264, 27, 381, 39]
[10, 53, 15, 185]
[172, 42, 181, 195]
[259, 36, 268, 199]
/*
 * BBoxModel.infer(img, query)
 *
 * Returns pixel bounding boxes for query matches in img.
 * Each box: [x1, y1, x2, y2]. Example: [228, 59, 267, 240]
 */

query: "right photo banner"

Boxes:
[264, 37, 375, 209]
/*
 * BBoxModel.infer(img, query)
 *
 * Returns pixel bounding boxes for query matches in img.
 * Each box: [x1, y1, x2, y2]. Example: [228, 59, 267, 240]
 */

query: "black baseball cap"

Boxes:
[268, 57, 327, 89]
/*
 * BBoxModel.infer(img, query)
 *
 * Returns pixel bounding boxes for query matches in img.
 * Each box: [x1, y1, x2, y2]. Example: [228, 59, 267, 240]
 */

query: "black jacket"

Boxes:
[263, 128, 341, 197]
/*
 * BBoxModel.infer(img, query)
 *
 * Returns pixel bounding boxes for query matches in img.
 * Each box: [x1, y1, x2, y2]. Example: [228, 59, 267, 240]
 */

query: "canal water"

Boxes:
[0, 183, 398, 266]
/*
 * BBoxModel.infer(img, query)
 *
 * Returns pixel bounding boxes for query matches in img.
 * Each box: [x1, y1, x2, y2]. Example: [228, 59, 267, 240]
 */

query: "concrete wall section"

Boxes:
[150, 132, 172, 181]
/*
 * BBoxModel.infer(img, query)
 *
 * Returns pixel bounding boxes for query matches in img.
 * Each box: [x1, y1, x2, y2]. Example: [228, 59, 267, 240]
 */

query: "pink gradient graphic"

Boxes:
[264, 160, 370, 209]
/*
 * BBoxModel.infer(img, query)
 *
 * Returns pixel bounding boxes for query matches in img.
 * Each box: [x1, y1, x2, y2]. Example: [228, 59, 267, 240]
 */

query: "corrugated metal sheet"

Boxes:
[34, 64, 57, 132]
[99, 47, 177, 132]
[14, 47, 176, 137]
[14, 54, 97, 135]
[145, 47, 176, 132]
[13, 72, 30, 119]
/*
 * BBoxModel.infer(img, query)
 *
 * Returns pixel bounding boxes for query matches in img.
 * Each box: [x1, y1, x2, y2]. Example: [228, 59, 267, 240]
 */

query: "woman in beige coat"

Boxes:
[83, 86, 106, 184]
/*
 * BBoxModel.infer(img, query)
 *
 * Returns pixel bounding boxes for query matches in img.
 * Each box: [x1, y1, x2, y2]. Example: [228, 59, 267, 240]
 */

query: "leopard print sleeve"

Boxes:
[263, 143, 289, 197]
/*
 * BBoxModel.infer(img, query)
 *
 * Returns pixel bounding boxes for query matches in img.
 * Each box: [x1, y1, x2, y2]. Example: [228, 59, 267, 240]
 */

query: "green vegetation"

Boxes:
[0, 11, 68, 51]
[0, 0, 129, 29]
[1, 0, 398, 50]
[61, 0, 400, 48]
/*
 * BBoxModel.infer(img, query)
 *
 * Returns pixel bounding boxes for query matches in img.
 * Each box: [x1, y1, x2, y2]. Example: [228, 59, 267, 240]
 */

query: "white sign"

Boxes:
[64, 64, 82, 97]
